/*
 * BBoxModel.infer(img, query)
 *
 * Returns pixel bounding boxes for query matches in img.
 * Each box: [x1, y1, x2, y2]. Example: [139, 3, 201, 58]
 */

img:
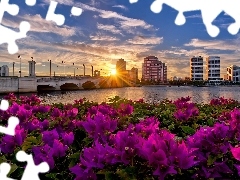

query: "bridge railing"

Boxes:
[36, 76, 102, 82]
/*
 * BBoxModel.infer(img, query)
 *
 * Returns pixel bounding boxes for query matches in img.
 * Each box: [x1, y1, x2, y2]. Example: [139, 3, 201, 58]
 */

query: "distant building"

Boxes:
[94, 70, 101, 77]
[190, 56, 203, 81]
[185, 77, 191, 81]
[171, 76, 182, 81]
[142, 56, 167, 82]
[116, 58, 126, 73]
[223, 74, 228, 81]
[0, 65, 9, 77]
[206, 56, 221, 82]
[227, 65, 240, 82]
[129, 67, 138, 84]
[28, 60, 36, 77]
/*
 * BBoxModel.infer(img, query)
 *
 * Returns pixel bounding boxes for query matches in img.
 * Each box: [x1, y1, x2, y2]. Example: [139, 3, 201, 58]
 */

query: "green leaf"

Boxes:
[207, 155, 216, 166]
[8, 164, 18, 176]
[207, 119, 214, 126]
[180, 126, 195, 135]
[0, 155, 7, 163]
[46, 173, 57, 179]
[68, 160, 77, 168]
[69, 152, 80, 159]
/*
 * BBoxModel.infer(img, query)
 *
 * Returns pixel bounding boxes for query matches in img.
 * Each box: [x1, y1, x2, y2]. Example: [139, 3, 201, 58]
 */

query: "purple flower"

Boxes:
[118, 103, 134, 116]
[28, 118, 40, 131]
[70, 164, 97, 180]
[51, 139, 68, 157]
[67, 108, 78, 118]
[231, 146, 240, 161]
[51, 108, 62, 117]
[42, 129, 59, 146]
[82, 112, 117, 143]
[61, 132, 74, 146]
[14, 125, 26, 146]
[38, 105, 51, 113]
[0, 135, 15, 154]
[40, 119, 49, 131]
[32, 144, 55, 169]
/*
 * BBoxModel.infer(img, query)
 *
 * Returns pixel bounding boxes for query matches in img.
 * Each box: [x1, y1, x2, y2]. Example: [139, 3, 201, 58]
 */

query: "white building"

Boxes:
[206, 56, 221, 82]
[227, 65, 240, 82]
[28, 60, 36, 77]
[142, 56, 167, 82]
[0, 65, 9, 77]
[190, 56, 203, 81]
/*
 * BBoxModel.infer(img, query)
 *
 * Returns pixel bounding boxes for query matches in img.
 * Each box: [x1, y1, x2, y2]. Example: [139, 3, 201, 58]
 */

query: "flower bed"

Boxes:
[1, 94, 240, 179]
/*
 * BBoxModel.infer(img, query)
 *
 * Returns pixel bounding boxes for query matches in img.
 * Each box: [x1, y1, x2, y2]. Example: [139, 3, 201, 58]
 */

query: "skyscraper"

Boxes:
[0, 65, 9, 77]
[116, 58, 126, 73]
[206, 56, 221, 82]
[142, 56, 167, 82]
[190, 56, 203, 81]
[227, 65, 240, 82]
[28, 60, 36, 77]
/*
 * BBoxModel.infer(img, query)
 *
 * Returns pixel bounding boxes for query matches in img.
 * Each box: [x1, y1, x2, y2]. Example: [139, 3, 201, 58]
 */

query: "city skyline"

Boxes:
[1, 0, 240, 77]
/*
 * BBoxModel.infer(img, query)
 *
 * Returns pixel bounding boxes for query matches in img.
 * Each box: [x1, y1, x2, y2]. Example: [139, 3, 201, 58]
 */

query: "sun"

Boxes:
[111, 69, 117, 75]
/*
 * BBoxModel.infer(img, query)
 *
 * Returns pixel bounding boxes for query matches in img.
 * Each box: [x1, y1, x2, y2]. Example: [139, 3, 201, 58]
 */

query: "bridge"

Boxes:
[36, 77, 103, 91]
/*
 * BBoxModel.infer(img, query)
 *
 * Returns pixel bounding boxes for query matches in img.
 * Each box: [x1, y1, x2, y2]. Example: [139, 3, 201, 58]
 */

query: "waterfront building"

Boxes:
[0, 65, 9, 77]
[227, 65, 240, 82]
[223, 74, 228, 81]
[190, 56, 203, 81]
[171, 76, 182, 81]
[94, 70, 101, 77]
[28, 60, 36, 77]
[185, 77, 191, 81]
[206, 56, 221, 82]
[116, 58, 126, 73]
[142, 56, 167, 82]
[129, 67, 138, 84]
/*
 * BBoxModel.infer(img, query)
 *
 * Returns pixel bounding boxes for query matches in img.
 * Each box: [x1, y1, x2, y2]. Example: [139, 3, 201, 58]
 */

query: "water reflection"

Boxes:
[1, 86, 240, 104]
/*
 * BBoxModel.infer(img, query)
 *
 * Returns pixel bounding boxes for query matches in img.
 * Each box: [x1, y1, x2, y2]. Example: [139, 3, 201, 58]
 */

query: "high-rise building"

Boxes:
[28, 60, 36, 77]
[190, 56, 203, 81]
[142, 56, 167, 82]
[206, 56, 221, 81]
[129, 67, 138, 83]
[116, 58, 126, 73]
[0, 65, 9, 77]
[227, 65, 240, 82]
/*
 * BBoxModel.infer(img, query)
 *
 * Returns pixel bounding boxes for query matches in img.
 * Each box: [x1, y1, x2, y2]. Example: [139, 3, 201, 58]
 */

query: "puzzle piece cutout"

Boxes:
[0, 163, 16, 180]
[0, 99, 9, 111]
[25, 0, 37, 6]
[0, 116, 19, 136]
[0, 0, 32, 54]
[46, 0, 65, 26]
[0, 99, 19, 136]
[0, 0, 19, 23]
[71, 6, 82, 16]
[130, 0, 240, 37]
[0, 151, 49, 180]
[0, 21, 30, 54]
[16, 151, 50, 180]
[46, 1, 83, 25]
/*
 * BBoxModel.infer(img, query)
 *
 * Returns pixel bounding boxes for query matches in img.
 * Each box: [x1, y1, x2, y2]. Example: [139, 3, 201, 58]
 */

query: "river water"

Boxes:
[1, 86, 240, 104]
[30, 86, 240, 104]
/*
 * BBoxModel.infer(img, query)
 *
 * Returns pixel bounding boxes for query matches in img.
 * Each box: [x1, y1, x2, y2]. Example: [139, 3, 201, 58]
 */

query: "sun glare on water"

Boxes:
[111, 69, 117, 75]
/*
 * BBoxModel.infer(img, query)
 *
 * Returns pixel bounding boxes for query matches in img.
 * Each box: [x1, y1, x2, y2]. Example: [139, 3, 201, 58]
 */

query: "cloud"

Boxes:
[97, 23, 122, 34]
[184, 38, 239, 51]
[112, 5, 128, 11]
[127, 36, 163, 45]
[90, 35, 119, 41]
[2, 14, 76, 37]
[185, 14, 202, 19]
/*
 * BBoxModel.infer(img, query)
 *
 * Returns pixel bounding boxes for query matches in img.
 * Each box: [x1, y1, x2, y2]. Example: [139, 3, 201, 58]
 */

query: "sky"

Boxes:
[1, 0, 240, 79]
